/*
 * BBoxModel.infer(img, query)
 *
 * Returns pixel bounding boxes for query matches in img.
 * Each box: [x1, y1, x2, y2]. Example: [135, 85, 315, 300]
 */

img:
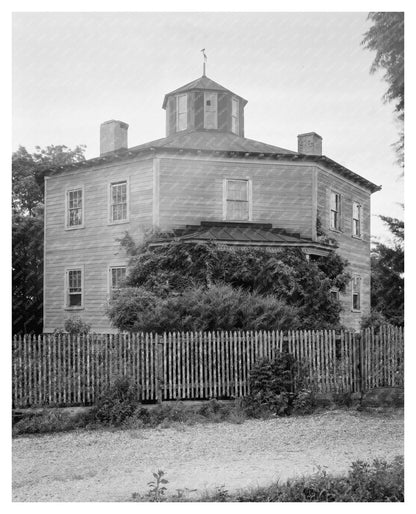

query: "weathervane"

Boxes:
[201, 48, 207, 76]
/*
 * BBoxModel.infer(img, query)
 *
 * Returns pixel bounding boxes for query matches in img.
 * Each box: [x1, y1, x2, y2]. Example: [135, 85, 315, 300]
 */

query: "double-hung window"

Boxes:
[66, 187, 83, 228]
[225, 179, 250, 221]
[231, 97, 239, 134]
[330, 192, 341, 230]
[352, 202, 362, 237]
[109, 181, 128, 223]
[352, 276, 361, 311]
[109, 266, 126, 296]
[176, 94, 187, 131]
[204, 92, 218, 129]
[66, 268, 83, 308]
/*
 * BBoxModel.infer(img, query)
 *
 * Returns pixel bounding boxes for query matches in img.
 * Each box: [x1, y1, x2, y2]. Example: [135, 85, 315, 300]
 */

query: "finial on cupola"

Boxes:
[201, 48, 207, 76]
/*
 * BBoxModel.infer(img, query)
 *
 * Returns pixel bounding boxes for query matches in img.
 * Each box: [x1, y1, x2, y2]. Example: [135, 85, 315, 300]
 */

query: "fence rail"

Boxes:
[12, 326, 403, 408]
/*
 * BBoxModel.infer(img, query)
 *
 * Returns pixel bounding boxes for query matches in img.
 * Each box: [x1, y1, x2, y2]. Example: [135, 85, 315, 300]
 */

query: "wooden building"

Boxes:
[43, 73, 381, 332]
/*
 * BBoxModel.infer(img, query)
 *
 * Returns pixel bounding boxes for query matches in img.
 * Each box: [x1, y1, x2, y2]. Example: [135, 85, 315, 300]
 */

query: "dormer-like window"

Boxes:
[204, 92, 217, 129]
[176, 94, 187, 131]
[231, 97, 239, 134]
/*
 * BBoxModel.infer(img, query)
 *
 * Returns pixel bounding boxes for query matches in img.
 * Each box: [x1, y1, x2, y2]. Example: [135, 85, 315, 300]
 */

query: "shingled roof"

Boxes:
[149, 221, 334, 255]
[129, 130, 296, 155]
[162, 75, 247, 109]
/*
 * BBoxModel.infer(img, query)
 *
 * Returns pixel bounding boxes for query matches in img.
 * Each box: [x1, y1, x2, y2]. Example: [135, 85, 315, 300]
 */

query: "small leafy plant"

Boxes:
[145, 470, 169, 501]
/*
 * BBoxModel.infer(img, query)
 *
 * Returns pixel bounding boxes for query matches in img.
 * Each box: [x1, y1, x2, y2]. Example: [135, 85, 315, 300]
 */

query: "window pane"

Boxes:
[69, 293, 82, 306]
[177, 112, 187, 131]
[227, 180, 248, 201]
[68, 189, 82, 226]
[178, 94, 187, 113]
[111, 267, 126, 289]
[110, 182, 127, 221]
[227, 200, 249, 221]
[232, 98, 239, 116]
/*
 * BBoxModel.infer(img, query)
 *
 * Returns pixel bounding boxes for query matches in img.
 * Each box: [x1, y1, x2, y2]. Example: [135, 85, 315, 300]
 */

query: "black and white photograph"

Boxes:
[10, 5, 406, 504]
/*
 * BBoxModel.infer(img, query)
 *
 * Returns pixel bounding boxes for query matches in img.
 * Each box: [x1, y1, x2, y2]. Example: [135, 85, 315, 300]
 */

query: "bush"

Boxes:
[108, 284, 300, 333]
[12, 409, 88, 436]
[89, 376, 140, 426]
[245, 352, 311, 416]
[109, 240, 350, 331]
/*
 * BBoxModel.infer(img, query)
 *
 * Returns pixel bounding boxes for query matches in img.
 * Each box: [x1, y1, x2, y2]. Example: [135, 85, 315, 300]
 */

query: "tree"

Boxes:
[362, 12, 404, 167]
[370, 216, 404, 325]
[12, 144, 86, 334]
[107, 239, 351, 332]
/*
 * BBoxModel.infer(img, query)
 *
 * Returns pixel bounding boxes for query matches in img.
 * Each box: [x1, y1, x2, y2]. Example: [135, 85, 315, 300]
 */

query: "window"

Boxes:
[176, 94, 187, 131]
[330, 192, 341, 230]
[66, 188, 83, 228]
[231, 97, 239, 134]
[204, 92, 218, 129]
[109, 266, 126, 295]
[352, 202, 362, 237]
[330, 289, 339, 302]
[352, 276, 361, 311]
[109, 181, 128, 222]
[66, 268, 83, 308]
[225, 179, 250, 221]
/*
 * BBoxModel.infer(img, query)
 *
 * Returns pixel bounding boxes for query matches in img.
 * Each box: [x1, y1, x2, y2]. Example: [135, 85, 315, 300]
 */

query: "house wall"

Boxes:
[158, 156, 316, 239]
[44, 157, 153, 332]
[316, 165, 372, 330]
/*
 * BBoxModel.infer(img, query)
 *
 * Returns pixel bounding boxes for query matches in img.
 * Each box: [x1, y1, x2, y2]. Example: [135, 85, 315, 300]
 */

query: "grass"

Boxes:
[131, 457, 404, 502]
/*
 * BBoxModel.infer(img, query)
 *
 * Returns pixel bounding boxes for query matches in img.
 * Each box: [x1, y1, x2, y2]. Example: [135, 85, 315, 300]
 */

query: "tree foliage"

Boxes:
[12, 144, 86, 334]
[362, 12, 404, 168]
[370, 216, 404, 325]
[107, 240, 350, 332]
[362, 12, 404, 116]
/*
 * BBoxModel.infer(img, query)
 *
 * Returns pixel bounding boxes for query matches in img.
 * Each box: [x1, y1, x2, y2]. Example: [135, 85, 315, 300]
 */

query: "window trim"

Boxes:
[352, 201, 362, 239]
[64, 265, 84, 310]
[108, 265, 127, 297]
[65, 185, 85, 230]
[231, 97, 239, 135]
[329, 190, 342, 232]
[203, 91, 218, 129]
[176, 93, 188, 132]
[223, 178, 252, 221]
[108, 179, 129, 225]
[351, 275, 362, 312]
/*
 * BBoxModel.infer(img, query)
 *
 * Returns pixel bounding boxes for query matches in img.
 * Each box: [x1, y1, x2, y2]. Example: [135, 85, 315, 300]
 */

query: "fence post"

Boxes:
[156, 335, 163, 404]
[356, 331, 365, 395]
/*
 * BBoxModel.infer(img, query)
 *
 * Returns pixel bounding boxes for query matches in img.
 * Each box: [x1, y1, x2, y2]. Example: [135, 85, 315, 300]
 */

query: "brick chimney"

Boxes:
[100, 120, 129, 155]
[297, 132, 322, 156]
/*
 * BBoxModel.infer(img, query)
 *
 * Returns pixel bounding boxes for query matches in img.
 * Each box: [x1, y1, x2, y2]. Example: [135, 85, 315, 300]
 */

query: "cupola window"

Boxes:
[204, 92, 217, 129]
[232, 97, 239, 134]
[176, 94, 187, 131]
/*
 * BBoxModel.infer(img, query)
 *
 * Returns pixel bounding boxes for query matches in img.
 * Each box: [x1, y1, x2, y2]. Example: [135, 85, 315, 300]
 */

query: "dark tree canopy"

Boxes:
[362, 12, 404, 169]
[12, 144, 86, 334]
[107, 239, 350, 333]
[370, 216, 404, 326]
[362, 12, 404, 116]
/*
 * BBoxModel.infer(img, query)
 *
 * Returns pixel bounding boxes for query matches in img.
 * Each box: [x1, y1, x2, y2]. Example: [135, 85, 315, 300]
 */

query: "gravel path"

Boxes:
[12, 409, 404, 502]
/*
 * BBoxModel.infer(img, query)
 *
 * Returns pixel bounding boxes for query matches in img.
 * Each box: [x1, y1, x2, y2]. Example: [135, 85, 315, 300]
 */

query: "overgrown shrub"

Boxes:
[12, 409, 88, 436]
[108, 240, 350, 332]
[245, 352, 311, 416]
[89, 376, 140, 426]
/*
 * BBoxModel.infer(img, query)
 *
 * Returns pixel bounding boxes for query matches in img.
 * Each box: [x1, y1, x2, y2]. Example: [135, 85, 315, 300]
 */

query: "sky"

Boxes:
[12, 11, 404, 243]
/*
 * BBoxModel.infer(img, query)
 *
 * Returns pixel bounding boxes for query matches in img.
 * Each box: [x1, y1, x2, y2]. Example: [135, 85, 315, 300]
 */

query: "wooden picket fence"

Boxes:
[12, 326, 403, 408]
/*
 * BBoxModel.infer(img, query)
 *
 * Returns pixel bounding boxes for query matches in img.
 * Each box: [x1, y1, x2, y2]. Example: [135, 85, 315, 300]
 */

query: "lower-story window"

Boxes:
[66, 267, 83, 308]
[352, 276, 361, 311]
[109, 266, 127, 295]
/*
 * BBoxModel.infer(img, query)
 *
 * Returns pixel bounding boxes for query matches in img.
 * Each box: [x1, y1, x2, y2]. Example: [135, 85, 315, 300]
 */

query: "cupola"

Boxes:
[162, 75, 247, 137]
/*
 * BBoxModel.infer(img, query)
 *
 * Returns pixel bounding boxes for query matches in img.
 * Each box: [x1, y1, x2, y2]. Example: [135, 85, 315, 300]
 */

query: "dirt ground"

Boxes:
[12, 409, 404, 502]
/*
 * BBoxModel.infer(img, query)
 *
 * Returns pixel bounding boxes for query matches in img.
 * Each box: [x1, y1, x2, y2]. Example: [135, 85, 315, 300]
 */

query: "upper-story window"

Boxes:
[225, 179, 250, 221]
[330, 191, 341, 231]
[231, 97, 239, 134]
[352, 202, 362, 237]
[109, 181, 128, 223]
[176, 94, 187, 131]
[204, 92, 218, 129]
[352, 276, 361, 311]
[66, 187, 84, 228]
